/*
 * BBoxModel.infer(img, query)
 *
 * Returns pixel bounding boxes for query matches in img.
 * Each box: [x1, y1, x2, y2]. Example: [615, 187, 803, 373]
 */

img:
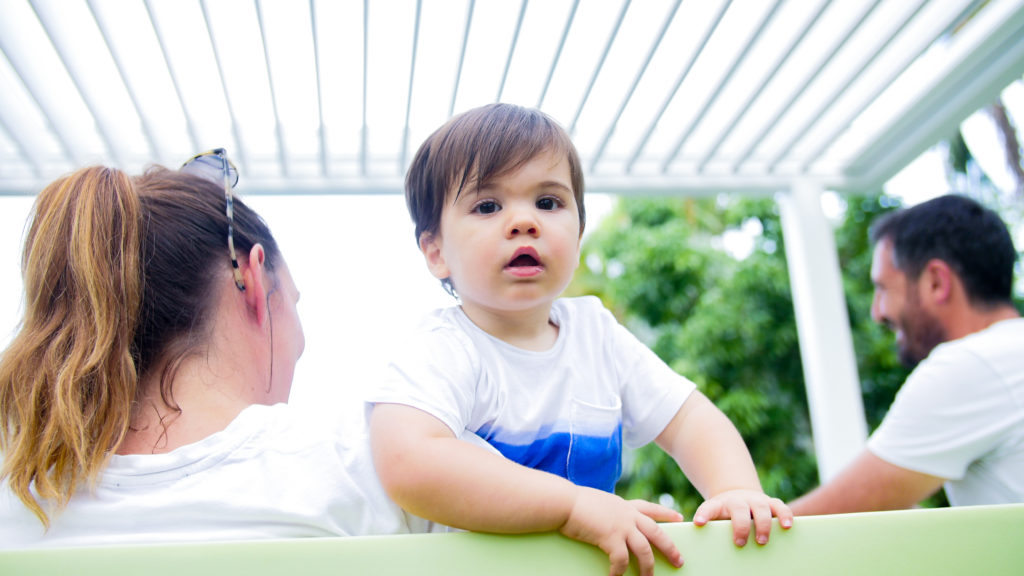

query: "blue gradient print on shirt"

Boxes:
[477, 422, 623, 492]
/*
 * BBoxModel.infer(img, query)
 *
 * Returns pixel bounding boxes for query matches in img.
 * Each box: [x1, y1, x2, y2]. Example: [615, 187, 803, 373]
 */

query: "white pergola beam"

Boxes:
[845, 0, 1024, 191]
[778, 180, 867, 482]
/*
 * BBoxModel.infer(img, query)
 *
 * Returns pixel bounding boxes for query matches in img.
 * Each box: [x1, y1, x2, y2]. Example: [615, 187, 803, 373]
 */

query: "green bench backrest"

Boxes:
[2, 504, 1021, 575]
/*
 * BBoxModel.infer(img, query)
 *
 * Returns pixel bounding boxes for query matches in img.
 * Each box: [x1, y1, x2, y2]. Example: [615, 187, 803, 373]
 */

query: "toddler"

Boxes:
[368, 103, 792, 576]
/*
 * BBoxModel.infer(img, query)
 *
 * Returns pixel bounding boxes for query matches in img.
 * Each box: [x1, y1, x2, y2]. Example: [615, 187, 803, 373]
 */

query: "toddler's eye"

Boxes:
[537, 197, 559, 210]
[474, 201, 500, 214]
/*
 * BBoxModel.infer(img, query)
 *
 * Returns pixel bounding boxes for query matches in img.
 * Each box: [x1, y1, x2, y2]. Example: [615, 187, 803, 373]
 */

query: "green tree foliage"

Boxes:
[833, 195, 913, 427]
[568, 192, 943, 517]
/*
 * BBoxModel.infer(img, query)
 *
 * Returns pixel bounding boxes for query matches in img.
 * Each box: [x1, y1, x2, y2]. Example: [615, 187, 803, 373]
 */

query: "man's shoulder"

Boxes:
[935, 317, 1024, 358]
[905, 317, 1024, 397]
[976, 316, 1024, 339]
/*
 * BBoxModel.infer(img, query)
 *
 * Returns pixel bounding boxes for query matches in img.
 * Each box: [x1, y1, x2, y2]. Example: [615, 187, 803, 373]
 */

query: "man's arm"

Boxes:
[788, 450, 946, 515]
[369, 403, 683, 576]
[655, 390, 793, 546]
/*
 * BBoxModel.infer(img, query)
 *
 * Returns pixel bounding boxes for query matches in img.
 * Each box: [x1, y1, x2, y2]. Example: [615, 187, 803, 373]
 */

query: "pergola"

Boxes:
[2, 0, 1023, 480]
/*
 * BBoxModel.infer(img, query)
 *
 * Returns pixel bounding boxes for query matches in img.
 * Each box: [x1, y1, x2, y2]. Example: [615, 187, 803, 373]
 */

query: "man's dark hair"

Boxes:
[869, 194, 1018, 307]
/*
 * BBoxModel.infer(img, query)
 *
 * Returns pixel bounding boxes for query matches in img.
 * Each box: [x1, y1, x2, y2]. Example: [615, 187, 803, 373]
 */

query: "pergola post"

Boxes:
[777, 181, 867, 482]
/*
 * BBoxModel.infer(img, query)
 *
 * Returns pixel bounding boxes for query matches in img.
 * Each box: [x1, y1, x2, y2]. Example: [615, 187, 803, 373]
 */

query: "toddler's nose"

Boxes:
[507, 210, 539, 237]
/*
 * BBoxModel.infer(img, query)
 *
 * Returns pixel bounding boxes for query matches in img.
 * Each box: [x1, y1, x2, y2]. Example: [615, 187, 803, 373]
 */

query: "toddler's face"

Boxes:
[419, 148, 581, 319]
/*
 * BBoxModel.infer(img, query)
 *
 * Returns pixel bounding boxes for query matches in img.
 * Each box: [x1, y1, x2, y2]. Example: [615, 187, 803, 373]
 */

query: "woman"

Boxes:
[0, 151, 419, 547]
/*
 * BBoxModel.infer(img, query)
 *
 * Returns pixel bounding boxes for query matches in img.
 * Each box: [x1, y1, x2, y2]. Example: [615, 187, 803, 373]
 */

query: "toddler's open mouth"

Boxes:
[506, 247, 543, 272]
[509, 253, 539, 267]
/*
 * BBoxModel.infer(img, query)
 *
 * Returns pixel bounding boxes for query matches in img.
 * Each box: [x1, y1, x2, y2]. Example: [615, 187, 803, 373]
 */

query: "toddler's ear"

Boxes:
[419, 232, 450, 281]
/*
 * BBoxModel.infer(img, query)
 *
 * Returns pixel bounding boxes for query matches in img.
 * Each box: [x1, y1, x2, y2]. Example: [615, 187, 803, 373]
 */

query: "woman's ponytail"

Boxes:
[0, 166, 144, 526]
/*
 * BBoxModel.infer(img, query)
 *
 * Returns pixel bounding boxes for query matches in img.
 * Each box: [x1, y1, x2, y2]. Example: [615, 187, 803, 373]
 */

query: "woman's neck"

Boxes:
[117, 357, 255, 454]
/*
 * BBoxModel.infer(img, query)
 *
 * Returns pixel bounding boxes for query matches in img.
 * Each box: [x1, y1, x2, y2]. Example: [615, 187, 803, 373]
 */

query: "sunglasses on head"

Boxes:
[180, 148, 246, 292]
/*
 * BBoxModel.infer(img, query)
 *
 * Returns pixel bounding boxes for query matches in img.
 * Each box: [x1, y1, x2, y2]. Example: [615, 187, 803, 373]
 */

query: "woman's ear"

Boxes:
[243, 244, 269, 325]
[419, 232, 450, 281]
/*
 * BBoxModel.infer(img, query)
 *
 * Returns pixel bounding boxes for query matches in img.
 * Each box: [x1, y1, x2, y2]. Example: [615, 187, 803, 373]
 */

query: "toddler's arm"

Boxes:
[655, 390, 794, 546]
[371, 402, 683, 576]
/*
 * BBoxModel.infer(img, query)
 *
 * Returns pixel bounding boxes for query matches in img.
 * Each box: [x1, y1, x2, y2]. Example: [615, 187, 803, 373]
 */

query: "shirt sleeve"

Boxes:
[365, 323, 479, 438]
[867, 344, 1016, 480]
[603, 306, 696, 448]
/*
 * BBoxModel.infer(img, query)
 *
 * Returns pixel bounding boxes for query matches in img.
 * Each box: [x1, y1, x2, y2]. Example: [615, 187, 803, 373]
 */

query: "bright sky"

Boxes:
[0, 80, 1021, 425]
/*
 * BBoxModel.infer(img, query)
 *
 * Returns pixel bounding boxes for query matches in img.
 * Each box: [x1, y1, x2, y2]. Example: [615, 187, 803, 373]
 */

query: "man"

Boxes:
[790, 194, 1023, 514]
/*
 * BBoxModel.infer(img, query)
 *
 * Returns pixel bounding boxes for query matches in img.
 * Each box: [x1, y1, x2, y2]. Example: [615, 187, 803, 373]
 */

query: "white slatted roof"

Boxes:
[2, 0, 1024, 197]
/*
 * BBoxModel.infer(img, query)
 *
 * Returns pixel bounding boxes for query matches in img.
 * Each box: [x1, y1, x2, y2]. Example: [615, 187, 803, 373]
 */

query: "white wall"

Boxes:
[0, 197, 33, 351]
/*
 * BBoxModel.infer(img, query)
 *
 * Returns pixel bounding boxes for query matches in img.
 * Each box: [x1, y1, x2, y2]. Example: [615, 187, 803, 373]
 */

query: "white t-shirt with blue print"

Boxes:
[369, 296, 695, 492]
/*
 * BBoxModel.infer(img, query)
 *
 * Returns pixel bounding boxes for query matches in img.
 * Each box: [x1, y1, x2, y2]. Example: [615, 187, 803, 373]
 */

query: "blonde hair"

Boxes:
[0, 164, 280, 526]
[0, 167, 142, 525]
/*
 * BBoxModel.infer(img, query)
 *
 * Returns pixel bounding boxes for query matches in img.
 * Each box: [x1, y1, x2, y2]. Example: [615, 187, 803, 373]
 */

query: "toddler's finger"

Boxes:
[626, 530, 658, 576]
[692, 499, 722, 526]
[638, 519, 683, 569]
[727, 503, 753, 547]
[771, 498, 795, 530]
[602, 539, 631, 576]
[751, 501, 773, 545]
[628, 499, 684, 523]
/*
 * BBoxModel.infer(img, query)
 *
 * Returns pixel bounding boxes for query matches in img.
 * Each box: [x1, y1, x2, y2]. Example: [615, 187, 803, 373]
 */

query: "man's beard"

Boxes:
[897, 290, 947, 369]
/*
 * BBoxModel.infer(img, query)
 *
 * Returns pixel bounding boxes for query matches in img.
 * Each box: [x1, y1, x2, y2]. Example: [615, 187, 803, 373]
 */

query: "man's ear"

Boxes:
[921, 258, 953, 305]
[243, 243, 269, 325]
[419, 232, 450, 281]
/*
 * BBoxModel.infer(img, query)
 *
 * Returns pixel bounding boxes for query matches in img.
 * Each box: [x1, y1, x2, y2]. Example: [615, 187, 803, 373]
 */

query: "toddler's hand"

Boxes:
[559, 487, 684, 576]
[693, 489, 793, 547]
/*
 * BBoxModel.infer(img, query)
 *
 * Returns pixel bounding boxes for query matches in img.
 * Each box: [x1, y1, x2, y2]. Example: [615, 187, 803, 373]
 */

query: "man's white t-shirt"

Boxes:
[868, 317, 1024, 505]
[368, 296, 696, 492]
[1, 403, 425, 549]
